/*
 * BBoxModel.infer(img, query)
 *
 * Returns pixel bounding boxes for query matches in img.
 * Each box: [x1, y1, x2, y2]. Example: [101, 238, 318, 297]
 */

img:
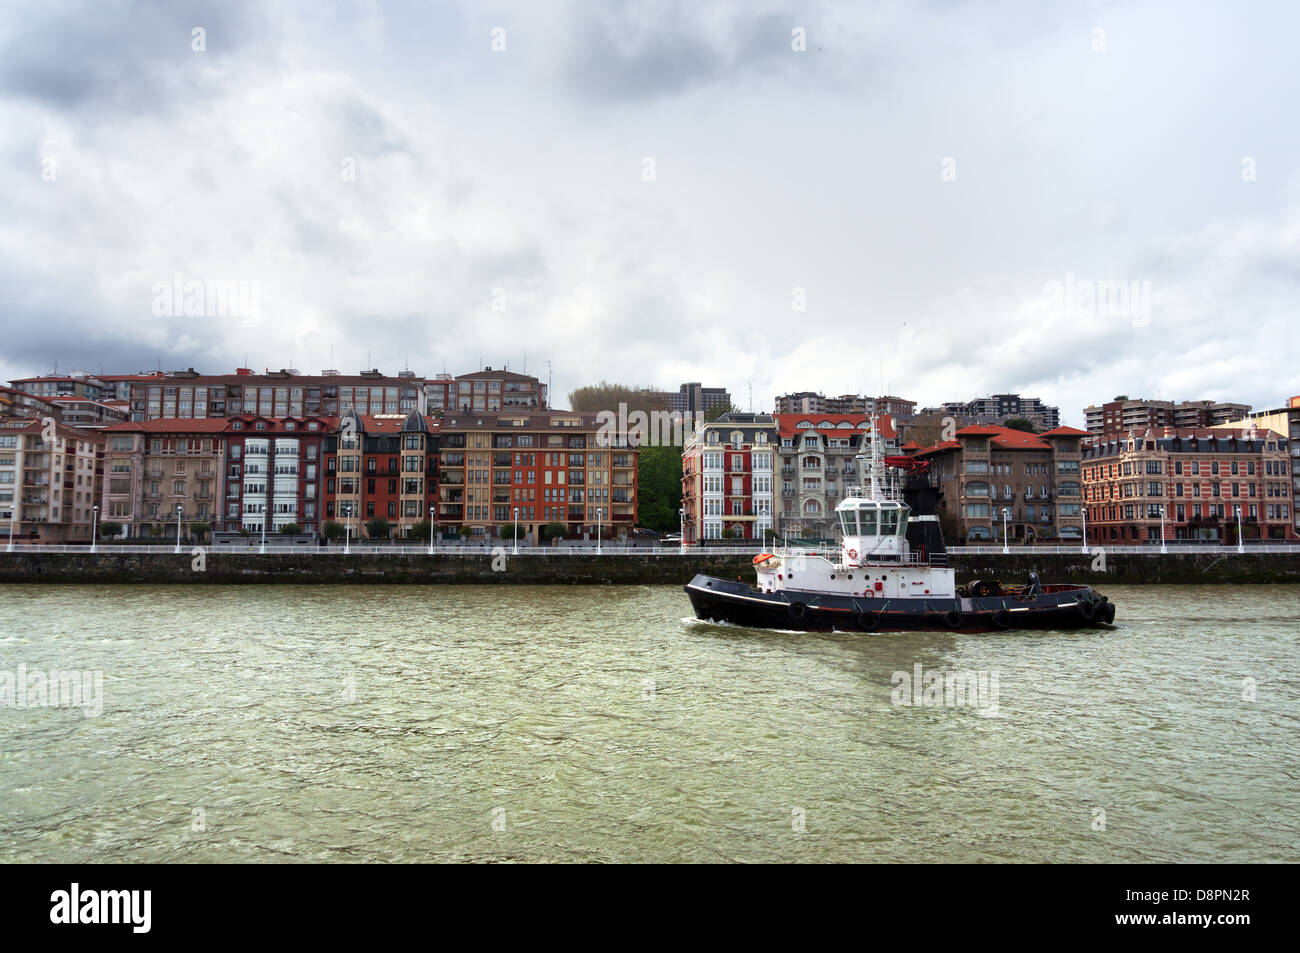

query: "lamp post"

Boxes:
[174, 504, 183, 554]
[91, 504, 99, 553]
[1159, 503, 1167, 554]
[679, 507, 685, 554]
[513, 506, 519, 555]
[428, 505, 435, 556]
[8, 500, 16, 552]
[1080, 502, 1088, 554]
[1236, 504, 1244, 553]
[596, 507, 603, 555]
[344, 504, 351, 555]
[259, 510, 267, 555]
[1001, 507, 1011, 555]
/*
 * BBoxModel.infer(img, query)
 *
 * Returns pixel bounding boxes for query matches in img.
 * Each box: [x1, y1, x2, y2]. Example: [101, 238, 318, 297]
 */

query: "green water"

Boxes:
[1, 584, 1296, 862]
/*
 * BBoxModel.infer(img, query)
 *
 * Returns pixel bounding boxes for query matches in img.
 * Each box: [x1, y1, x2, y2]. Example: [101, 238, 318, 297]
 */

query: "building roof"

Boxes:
[1039, 426, 1089, 437]
[455, 369, 538, 382]
[0, 417, 106, 442]
[401, 410, 429, 433]
[103, 418, 232, 433]
[774, 413, 896, 439]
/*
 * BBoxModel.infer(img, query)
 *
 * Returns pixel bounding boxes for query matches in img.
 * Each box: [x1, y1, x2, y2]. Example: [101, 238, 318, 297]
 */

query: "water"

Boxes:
[1, 583, 1297, 863]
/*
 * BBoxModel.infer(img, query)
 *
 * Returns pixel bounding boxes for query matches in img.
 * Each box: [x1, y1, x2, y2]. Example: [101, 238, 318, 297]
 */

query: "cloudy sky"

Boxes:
[3, 0, 1298, 425]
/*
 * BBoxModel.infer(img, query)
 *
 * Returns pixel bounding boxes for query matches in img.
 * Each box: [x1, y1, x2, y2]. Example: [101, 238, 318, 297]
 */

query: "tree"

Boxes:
[408, 519, 432, 541]
[189, 521, 211, 542]
[98, 521, 123, 538]
[721, 527, 739, 539]
[541, 521, 568, 541]
[238, 527, 252, 538]
[322, 521, 346, 541]
[636, 443, 683, 533]
[705, 400, 740, 422]
[1002, 418, 1037, 433]
[499, 524, 516, 540]
[278, 523, 302, 535]
[567, 382, 668, 415]
[366, 517, 391, 539]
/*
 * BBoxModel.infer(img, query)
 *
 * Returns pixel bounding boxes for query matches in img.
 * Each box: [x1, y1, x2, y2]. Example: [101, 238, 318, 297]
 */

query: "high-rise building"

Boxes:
[922, 394, 1061, 432]
[773, 392, 916, 418]
[1083, 397, 1251, 440]
[439, 368, 547, 414]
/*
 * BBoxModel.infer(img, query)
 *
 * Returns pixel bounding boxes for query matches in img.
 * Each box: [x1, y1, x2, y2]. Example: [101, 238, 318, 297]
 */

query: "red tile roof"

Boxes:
[774, 413, 896, 440]
[103, 419, 232, 433]
[1039, 426, 1088, 437]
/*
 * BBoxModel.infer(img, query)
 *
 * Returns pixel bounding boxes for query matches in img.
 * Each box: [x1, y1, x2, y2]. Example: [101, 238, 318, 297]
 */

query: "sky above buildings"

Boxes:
[2, 0, 1298, 425]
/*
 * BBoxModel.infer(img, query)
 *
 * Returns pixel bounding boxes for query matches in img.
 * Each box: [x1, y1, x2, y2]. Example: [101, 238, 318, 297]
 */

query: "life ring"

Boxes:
[855, 611, 879, 632]
[944, 608, 963, 630]
[990, 609, 1011, 630]
[788, 602, 808, 621]
[846, 548, 858, 560]
[1076, 600, 1098, 622]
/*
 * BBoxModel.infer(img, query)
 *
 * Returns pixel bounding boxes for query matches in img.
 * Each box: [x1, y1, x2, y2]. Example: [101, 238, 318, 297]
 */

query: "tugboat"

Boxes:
[684, 418, 1116, 633]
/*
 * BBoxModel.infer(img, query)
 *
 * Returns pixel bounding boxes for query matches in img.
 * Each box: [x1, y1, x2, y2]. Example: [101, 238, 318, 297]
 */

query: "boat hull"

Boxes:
[684, 573, 1116, 633]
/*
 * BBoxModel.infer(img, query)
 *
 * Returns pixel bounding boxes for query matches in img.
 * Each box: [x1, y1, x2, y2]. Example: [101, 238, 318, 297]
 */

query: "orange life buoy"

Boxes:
[847, 548, 858, 560]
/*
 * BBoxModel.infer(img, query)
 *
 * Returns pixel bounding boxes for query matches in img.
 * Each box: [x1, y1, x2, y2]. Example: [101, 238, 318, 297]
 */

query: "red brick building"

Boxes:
[221, 415, 332, 535]
[323, 410, 441, 538]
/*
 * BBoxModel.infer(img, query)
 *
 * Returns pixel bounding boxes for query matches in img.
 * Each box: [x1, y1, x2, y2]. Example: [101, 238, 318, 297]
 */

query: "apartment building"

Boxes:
[681, 412, 776, 542]
[775, 414, 898, 540]
[433, 409, 635, 542]
[0, 418, 104, 544]
[433, 368, 548, 415]
[1082, 426, 1294, 543]
[223, 415, 333, 536]
[910, 425, 1087, 542]
[1083, 397, 1252, 441]
[99, 419, 227, 539]
[922, 394, 1061, 432]
[127, 368, 422, 421]
[642, 383, 732, 416]
[774, 393, 917, 418]
[8, 374, 110, 401]
[0, 386, 64, 422]
[322, 410, 441, 539]
[46, 396, 128, 429]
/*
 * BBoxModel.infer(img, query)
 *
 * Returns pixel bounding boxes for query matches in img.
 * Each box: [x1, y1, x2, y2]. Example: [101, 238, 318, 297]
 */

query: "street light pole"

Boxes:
[91, 504, 99, 553]
[259, 510, 267, 555]
[596, 507, 602, 555]
[1236, 504, 1244, 553]
[1159, 504, 1167, 554]
[513, 506, 519, 555]
[7, 501, 15, 552]
[1001, 507, 1010, 555]
[679, 507, 685, 554]
[344, 505, 351, 555]
[175, 504, 183, 554]
[1080, 501, 1088, 554]
[428, 505, 435, 556]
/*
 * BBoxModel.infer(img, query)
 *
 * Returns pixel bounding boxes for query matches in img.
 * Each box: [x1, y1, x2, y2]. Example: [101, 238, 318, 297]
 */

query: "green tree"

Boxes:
[366, 517, 391, 539]
[408, 519, 432, 541]
[278, 523, 302, 535]
[98, 521, 123, 538]
[1002, 418, 1037, 433]
[190, 521, 211, 542]
[541, 521, 568, 541]
[705, 400, 740, 422]
[636, 443, 683, 533]
[322, 521, 346, 541]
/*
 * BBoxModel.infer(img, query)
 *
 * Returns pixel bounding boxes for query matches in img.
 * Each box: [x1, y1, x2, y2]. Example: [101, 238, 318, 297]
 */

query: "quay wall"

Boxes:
[1, 551, 1299, 585]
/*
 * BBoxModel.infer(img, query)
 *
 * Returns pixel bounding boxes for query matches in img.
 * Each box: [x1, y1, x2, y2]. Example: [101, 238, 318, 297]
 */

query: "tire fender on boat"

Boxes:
[788, 601, 808, 621]
[944, 608, 963, 629]
[990, 608, 1011, 630]
[1076, 599, 1099, 622]
[855, 610, 879, 632]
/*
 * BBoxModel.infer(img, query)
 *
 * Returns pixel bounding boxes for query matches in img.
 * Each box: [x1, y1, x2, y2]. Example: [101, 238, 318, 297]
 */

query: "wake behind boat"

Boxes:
[683, 416, 1116, 633]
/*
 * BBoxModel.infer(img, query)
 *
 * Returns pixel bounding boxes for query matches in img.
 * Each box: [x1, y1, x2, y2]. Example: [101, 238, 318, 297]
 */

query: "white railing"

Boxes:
[3, 542, 1300, 556]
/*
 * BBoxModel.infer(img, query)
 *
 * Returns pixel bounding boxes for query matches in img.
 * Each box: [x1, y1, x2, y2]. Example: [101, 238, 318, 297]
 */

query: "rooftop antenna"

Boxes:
[545, 360, 552, 409]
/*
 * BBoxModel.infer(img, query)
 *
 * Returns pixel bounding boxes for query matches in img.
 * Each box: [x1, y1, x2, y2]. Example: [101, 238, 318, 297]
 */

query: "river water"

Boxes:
[1, 583, 1296, 863]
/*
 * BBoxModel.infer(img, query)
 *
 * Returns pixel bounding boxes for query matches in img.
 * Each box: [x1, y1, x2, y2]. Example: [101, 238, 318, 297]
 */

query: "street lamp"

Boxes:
[259, 509, 267, 555]
[679, 507, 685, 554]
[513, 506, 519, 555]
[344, 504, 352, 555]
[7, 500, 16, 552]
[1236, 504, 1244, 553]
[174, 504, 183, 554]
[428, 505, 435, 556]
[1159, 503, 1167, 554]
[1001, 507, 1011, 555]
[91, 504, 99, 553]
[1080, 501, 1088, 554]
[596, 507, 603, 555]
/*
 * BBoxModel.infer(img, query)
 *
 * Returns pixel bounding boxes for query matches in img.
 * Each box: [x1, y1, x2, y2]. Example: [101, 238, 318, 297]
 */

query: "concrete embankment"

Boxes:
[1, 550, 1299, 584]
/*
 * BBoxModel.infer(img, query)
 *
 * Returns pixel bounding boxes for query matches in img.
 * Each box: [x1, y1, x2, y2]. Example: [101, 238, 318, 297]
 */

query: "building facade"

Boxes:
[1083, 397, 1252, 441]
[323, 410, 441, 539]
[0, 418, 104, 544]
[681, 412, 776, 543]
[127, 369, 422, 421]
[911, 425, 1087, 543]
[99, 420, 227, 539]
[1081, 427, 1294, 543]
[775, 414, 898, 539]
[435, 368, 548, 415]
[222, 415, 333, 536]
[774, 393, 916, 418]
[923, 394, 1062, 432]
